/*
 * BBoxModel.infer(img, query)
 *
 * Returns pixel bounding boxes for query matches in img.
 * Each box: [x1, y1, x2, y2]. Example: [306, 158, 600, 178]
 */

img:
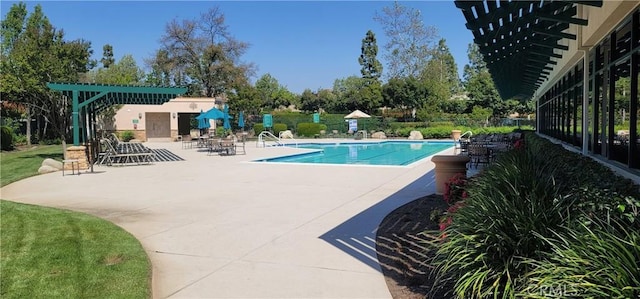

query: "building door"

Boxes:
[145, 112, 171, 141]
[178, 113, 197, 136]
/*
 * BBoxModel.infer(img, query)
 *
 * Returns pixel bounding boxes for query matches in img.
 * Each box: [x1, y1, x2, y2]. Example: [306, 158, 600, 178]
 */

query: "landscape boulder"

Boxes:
[408, 130, 424, 140]
[38, 165, 59, 174]
[371, 131, 387, 139]
[42, 158, 63, 170]
[280, 130, 293, 139]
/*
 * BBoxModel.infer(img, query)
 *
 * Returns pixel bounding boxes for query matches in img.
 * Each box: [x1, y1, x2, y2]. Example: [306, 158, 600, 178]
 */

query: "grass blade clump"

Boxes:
[430, 135, 576, 298]
[519, 219, 640, 298]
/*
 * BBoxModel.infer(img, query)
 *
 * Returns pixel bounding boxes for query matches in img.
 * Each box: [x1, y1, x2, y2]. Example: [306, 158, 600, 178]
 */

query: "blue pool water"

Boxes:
[255, 141, 454, 166]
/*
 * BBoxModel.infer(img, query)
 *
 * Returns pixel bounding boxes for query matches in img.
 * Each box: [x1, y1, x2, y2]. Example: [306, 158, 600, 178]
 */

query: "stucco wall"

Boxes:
[109, 97, 221, 140]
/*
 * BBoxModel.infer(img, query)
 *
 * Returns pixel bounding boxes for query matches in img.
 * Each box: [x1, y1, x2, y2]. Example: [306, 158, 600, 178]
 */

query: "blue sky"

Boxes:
[1, 1, 474, 94]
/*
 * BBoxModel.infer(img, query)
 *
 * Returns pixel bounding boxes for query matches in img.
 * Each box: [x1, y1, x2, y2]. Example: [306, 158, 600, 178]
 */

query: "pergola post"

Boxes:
[72, 89, 80, 145]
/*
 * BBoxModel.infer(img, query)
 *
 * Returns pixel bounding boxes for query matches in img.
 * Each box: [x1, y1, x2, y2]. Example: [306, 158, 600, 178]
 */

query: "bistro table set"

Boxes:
[459, 132, 522, 168]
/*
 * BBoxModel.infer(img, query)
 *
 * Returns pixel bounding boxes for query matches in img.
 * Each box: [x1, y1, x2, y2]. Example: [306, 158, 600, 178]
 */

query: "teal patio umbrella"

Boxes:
[223, 104, 231, 130]
[196, 107, 224, 120]
[238, 111, 245, 130]
[197, 110, 210, 130]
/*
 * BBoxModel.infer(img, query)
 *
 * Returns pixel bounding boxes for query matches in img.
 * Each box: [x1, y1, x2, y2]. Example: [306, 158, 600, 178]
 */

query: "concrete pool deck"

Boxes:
[1, 139, 456, 298]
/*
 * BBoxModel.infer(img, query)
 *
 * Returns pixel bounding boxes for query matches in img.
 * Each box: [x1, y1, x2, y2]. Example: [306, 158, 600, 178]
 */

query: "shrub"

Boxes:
[273, 123, 287, 136]
[253, 124, 264, 133]
[296, 123, 328, 137]
[1, 126, 14, 151]
[519, 220, 640, 298]
[12, 134, 27, 145]
[431, 144, 575, 298]
[39, 138, 62, 145]
[427, 121, 455, 127]
[120, 130, 135, 142]
[429, 132, 640, 298]
[420, 126, 456, 139]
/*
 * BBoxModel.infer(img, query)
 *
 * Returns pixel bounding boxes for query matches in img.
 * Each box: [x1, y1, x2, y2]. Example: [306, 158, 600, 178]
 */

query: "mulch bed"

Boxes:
[375, 194, 450, 299]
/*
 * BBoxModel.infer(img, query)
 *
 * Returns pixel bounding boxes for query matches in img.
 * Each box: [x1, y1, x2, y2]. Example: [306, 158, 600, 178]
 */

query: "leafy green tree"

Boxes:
[88, 55, 144, 85]
[422, 39, 461, 95]
[462, 43, 505, 117]
[374, 2, 438, 79]
[1, 3, 93, 144]
[440, 95, 468, 114]
[153, 7, 255, 97]
[465, 71, 504, 116]
[86, 55, 145, 131]
[463, 43, 488, 82]
[471, 105, 492, 126]
[227, 82, 261, 119]
[359, 30, 383, 81]
[299, 89, 320, 113]
[382, 76, 435, 120]
[333, 76, 382, 114]
[1, 2, 27, 55]
[101, 44, 114, 68]
[255, 73, 296, 109]
[144, 49, 176, 86]
[317, 89, 337, 113]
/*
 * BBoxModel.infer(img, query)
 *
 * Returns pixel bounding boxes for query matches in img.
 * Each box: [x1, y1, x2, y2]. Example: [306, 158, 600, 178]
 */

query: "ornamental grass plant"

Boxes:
[519, 219, 640, 298]
[428, 132, 640, 299]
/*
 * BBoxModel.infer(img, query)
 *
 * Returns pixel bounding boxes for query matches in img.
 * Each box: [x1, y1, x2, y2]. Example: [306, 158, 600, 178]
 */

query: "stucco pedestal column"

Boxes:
[432, 155, 470, 195]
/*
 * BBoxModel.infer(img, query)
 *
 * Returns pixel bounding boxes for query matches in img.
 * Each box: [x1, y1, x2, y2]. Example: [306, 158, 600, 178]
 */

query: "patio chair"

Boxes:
[235, 136, 246, 155]
[181, 135, 197, 149]
[467, 143, 491, 168]
[207, 138, 222, 155]
[219, 137, 236, 156]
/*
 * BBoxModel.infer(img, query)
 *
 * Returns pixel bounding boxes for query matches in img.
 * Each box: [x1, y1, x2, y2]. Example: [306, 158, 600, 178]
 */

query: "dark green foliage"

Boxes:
[359, 30, 383, 81]
[430, 133, 640, 298]
[1, 126, 14, 151]
[253, 124, 264, 133]
[520, 221, 640, 298]
[296, 123, 328, 137]
[119, 130, 134, 142]
[392, 126, 525, 139]
[251, 123, 286, 135]
[273, 123, 287, 136]
[431, 139, 575, 298]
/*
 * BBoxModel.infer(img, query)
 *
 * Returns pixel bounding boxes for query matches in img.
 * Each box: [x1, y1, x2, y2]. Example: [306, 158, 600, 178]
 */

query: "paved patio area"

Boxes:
[1, 139, 455, 298]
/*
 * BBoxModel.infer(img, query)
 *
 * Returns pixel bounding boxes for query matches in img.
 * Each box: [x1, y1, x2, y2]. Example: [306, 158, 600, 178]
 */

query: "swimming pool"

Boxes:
[255, 141, 454, 166]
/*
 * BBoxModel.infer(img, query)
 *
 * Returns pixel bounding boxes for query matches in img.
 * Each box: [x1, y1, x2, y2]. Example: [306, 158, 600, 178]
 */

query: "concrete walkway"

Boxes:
[1, 140, 454, 298]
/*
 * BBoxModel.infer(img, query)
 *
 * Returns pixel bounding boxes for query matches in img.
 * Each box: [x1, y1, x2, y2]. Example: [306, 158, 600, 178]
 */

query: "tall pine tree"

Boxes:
[358, 30, 382, 81]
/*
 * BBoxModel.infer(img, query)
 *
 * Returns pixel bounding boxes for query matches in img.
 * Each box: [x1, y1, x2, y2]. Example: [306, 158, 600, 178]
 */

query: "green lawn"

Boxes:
[0, 145, 63, 187]
[1, 146, 151, 298]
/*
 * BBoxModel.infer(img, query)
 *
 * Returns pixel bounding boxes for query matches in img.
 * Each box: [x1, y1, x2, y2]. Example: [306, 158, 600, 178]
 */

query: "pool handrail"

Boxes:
[257, 131, 283, 147]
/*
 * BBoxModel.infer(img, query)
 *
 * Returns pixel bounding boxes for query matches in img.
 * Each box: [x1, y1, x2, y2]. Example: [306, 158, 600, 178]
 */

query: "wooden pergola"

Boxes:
[47, 83, 187, 145]
[454, 0, 603, 99]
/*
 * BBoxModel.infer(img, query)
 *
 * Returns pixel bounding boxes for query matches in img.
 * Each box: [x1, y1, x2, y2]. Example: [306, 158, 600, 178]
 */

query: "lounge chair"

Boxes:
[99, 138, 154, 166]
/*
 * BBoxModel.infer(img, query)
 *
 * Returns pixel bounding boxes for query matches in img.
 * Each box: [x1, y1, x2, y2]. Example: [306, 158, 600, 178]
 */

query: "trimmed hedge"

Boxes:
[296, 123, 328, 137]
[253, 123, 287, 136]
[273, 123, 287, 136]
[393, 126, 531, 139]
[253, 124, 264, 133]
